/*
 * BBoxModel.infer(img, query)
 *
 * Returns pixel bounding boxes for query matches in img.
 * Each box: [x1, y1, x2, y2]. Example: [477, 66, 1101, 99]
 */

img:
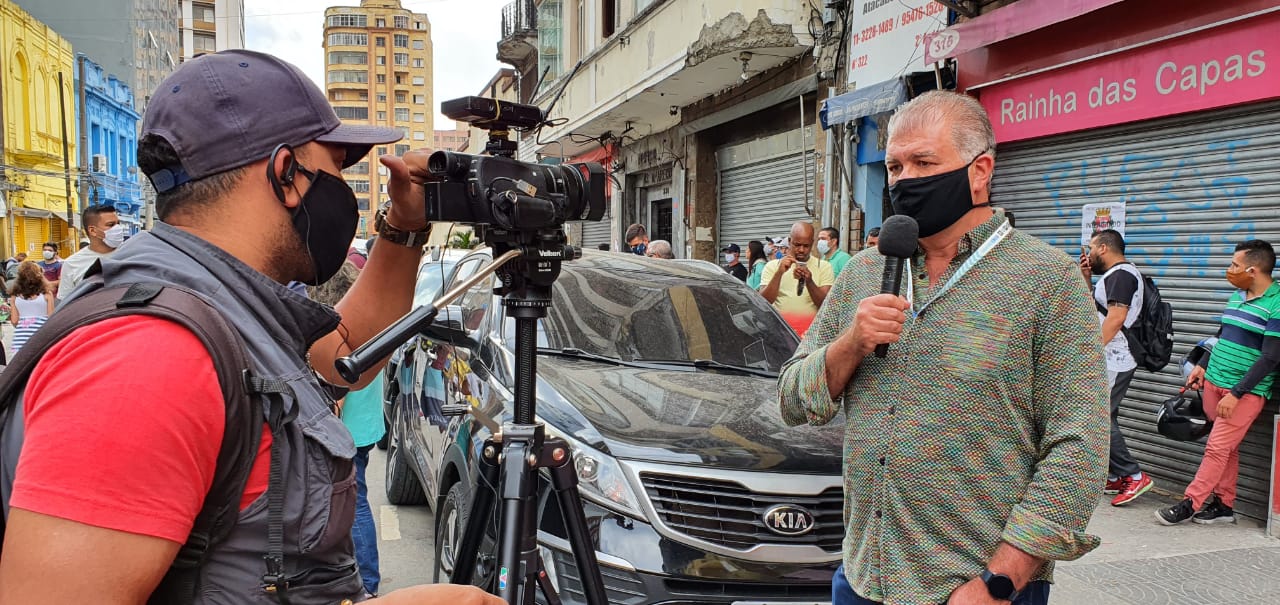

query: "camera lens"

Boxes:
[428, 151, 470, 178]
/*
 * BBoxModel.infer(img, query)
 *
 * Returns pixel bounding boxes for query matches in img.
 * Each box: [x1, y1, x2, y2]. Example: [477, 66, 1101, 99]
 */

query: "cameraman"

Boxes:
[0, 50, 500, 605]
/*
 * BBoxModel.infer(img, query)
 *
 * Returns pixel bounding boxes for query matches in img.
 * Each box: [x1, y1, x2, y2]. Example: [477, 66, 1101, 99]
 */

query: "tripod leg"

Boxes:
[546, 441, 609, 605]
[497, 436, 537, 603]
[450, 443, 500, 586]
[535, 569, 562, 605]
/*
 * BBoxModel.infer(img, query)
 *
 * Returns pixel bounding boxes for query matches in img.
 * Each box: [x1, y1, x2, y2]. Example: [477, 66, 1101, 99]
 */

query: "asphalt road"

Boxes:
[365, 446, 439, 594]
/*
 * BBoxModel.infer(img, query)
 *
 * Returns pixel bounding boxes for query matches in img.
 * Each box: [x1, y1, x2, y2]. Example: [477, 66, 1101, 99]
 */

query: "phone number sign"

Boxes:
[848, 0, 948, 88]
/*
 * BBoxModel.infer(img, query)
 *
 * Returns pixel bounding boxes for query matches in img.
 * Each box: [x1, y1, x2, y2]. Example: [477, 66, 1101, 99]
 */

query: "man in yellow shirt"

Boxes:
[761, 222, 835, 336]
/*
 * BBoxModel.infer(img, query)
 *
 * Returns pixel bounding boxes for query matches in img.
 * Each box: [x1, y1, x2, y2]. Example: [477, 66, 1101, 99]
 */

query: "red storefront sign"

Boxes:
[979, 10, 1280, 143]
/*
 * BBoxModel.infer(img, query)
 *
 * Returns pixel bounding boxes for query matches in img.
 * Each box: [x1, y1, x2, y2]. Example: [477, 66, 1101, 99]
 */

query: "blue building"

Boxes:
[76, 53, 142, 234]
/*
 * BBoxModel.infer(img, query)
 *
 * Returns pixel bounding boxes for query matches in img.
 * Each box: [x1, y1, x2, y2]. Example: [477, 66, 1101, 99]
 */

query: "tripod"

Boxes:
[335, 241, 608, 605]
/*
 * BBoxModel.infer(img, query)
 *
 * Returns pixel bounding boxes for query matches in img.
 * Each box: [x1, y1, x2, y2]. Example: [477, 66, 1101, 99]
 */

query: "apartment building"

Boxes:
[433, 124, 470, 153]
[323, 0, 434, 237]
[179, 0, 246, 61]
[496, 0, 823, 259]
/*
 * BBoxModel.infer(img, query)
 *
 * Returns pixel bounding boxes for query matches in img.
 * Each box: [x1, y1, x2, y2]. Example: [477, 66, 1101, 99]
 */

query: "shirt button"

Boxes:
[888, 406, 896, 415]
[879, 457, 886, 465]
[875, 510, 882, 519]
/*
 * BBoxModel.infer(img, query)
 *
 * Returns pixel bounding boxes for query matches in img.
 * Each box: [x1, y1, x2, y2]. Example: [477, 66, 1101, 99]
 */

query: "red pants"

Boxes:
[1184, 380, 1267, 509]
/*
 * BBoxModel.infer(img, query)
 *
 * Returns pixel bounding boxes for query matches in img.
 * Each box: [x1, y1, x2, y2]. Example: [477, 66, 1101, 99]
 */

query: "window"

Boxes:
[357, 198, 371, 211]
[193, 33, 217, 52]
[328, 33, 368, 46]
[413, 94, 426, 104]
[394, 108, 410, 122]
[376, 55, 386, 65]
[398, 126, 411, 137]
[377, 93, 387, 102]
[193, 3, 215, 22]
[413, 113, 425, 123]
[395, 92, 407, 103]
[327, 14, 367, 28]
[375, 18, 386, 27]
[413, 131, 426, 141]
[415, 20, 426, 30]
[334, 106, 369, 120]
[377, 146, 388, 156]
[395, 144, 410, 156]
[394, 16, 409, 28]
[344, 162, 370, 175]
[537, 0, 563, 82]
[348, 180, 371, 193]
[327, 70, 369, 84]
[413, 39, 426, 50]
[328, 51, 367, 65]
[412, 76, 425, 86]
[377, 111, 387, 121]
[376, 74, 386, 83]
[376, 37, 386, 47]
[602, 0, 618, 38]
[412, 58, 425, 68]
[394, 53, 409, 66]
[395, 74, 404, 84]
[394, 34, 410, 48]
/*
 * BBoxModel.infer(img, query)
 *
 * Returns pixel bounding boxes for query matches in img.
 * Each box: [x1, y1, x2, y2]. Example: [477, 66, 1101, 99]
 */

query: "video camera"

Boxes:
[424, 96, 607, 234]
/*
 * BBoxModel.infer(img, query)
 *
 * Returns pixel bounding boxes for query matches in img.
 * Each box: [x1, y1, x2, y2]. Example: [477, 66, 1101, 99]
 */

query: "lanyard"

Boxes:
[905, 220, 1012, 318]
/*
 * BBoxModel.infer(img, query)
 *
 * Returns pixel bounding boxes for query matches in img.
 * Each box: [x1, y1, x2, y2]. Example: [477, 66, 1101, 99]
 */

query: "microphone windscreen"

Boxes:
[877, 215, 920, 258]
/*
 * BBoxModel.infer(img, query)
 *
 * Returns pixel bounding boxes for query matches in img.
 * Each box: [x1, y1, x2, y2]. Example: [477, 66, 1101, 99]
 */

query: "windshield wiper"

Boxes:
[536, 348, 688, 371]
[634, 358, 778, 378]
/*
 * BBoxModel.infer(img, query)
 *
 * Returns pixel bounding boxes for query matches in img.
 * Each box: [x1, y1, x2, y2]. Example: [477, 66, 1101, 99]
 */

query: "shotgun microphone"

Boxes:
[874, 215, 919, 358]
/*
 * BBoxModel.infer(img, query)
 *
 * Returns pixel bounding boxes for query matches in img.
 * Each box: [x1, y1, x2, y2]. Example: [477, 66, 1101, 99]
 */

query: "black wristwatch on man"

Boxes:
[980, 569, 1021, 602]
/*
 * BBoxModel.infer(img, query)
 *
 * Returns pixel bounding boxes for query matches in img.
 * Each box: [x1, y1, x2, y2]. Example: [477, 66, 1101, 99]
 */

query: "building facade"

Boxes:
[13, 0, 179, 113]
[1, 0, 78, 257]
[76, 53, 142, 235]
[498, 0, 824, 259]
[179, 0, 246, 61]
[433, 123, 470, 152]
[324, 0, 434, 237]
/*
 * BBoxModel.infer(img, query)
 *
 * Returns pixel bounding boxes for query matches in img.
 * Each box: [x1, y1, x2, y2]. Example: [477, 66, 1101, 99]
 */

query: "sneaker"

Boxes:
[1193, 497, 1236, 525]
[1156, 498, 1196, 525]
[1111, 474, 1153, 506]
[1104, 477, 1125, 495]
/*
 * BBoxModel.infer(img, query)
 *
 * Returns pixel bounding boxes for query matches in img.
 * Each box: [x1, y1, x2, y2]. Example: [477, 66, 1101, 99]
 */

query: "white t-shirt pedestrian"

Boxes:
[56, 247, 110, 301]
[1094, 263, 1143, 373]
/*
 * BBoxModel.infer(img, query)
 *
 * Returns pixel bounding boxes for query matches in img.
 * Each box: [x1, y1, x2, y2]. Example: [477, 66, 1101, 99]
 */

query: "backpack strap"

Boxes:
[0, 283, 260, 605]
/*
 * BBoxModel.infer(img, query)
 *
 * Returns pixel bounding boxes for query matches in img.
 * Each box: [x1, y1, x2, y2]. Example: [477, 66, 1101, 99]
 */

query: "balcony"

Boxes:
[497, 0, 537, 67]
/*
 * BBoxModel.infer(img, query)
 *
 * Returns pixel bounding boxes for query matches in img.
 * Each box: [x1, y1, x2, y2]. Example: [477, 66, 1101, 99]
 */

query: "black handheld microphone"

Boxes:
[874, 215, 920, 358]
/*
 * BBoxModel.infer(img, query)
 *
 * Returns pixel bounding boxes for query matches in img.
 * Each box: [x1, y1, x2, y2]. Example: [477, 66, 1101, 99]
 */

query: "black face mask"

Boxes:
[888, 159, 988, 237]
[290, 164, 360, 285]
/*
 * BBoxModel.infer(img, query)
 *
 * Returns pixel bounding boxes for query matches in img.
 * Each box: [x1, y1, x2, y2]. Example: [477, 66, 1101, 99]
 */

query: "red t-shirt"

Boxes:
[10, 316, 271, 543]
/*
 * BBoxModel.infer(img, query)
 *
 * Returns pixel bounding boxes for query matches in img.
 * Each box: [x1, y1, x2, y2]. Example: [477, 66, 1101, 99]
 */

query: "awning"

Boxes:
[923, 0, 1125, 64]
[819, 78, 907, 130]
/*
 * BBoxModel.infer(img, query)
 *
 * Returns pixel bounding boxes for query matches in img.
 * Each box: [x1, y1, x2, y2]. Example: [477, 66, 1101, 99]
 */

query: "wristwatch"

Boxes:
[374, 202, 430, 248]
[980, 569, 1021, 602]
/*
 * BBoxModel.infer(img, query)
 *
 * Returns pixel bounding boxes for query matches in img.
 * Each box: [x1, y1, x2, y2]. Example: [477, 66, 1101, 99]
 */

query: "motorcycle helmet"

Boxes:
[1157, 388, 1213, 442]
[1180, 337, 1217, 383]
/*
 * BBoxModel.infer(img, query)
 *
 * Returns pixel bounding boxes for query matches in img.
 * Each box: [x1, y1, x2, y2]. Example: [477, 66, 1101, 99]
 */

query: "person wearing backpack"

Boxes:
[1081, 229, 1155, 506]
[1159, 240, 1280, 526]
[0, 50, 501, 605]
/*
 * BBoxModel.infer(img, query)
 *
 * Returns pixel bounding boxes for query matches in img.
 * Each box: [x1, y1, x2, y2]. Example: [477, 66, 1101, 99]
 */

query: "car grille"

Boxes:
[538, 549, 646, 605]
[640, 473, 844, 552]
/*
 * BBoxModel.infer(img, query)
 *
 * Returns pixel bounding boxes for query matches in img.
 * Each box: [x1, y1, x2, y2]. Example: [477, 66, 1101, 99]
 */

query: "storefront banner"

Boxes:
[923, 0, 1125, 65]
[1081, 202, 1126, 247]
[847, 0, 947, 88]
[980, 10, 1280, 143]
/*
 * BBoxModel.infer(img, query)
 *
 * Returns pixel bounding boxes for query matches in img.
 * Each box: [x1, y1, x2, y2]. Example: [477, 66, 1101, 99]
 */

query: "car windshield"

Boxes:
[413, 258, 458, 307]
[533, 258, 799, 372]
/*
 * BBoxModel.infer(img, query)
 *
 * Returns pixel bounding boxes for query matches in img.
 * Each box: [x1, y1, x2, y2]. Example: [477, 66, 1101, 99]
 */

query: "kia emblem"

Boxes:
[762, 504, 815, 536]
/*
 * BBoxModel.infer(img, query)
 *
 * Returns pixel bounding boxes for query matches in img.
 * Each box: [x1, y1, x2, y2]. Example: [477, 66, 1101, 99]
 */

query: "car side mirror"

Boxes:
[423, 305, 479, 349]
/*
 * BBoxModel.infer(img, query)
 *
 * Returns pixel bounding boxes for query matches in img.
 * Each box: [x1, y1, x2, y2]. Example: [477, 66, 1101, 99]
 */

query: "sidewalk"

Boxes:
[1055, 490, 1280, 604]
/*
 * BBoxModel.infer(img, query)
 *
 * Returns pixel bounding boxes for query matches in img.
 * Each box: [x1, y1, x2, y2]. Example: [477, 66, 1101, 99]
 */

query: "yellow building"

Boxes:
[0, 0, 78, 259]
[323, 0, 433, 237]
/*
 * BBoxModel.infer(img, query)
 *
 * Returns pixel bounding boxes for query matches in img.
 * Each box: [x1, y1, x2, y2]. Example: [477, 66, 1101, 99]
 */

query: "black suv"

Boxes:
[383, 249, 845, 604]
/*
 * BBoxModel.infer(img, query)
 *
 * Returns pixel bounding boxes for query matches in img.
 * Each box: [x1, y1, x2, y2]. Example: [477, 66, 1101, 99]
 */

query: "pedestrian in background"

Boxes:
[1161, 239, 1280, 526]
[58, 205, 126, 302]
[308, 260, 386, 596]
[779, 90, 1107, 605]
[36, 242, 62, 293]
[746, 240, 768, 290]
[722, 244, 748, 281]
[646, 239, 675, 259]
[625, 223, 649, 255]
[8, 261, 54, 354]
[760, 222, 834, 336]
[817, 227, 852, 277]
[864, 227, 880, 251]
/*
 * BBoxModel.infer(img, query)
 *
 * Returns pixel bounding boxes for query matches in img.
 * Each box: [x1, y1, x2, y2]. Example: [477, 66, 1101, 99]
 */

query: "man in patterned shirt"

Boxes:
[777, 91, 1108, 605]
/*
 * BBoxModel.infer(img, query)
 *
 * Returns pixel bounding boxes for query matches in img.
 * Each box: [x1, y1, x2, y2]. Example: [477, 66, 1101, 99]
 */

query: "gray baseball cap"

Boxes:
[141, 49, 402, 192]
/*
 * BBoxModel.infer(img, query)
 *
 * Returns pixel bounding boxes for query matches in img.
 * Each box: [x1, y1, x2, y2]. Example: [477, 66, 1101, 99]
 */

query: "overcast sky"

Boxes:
[244, 0, 505, 129]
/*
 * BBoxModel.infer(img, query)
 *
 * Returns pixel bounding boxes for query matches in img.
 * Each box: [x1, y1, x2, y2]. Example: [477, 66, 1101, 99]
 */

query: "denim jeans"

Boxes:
[832, 564, 1051, 605]
[353, 445, 381, 595]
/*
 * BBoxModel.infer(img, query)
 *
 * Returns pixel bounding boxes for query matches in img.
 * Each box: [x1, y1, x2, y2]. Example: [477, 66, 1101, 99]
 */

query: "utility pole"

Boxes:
[58, 71, 76, 246]
[0, 45, 11, 258]
[77, 54, 90, 214]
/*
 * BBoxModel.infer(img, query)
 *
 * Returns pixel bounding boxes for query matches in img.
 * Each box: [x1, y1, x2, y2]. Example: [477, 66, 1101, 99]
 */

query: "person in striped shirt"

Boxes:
[1158, 239, 1280, 526]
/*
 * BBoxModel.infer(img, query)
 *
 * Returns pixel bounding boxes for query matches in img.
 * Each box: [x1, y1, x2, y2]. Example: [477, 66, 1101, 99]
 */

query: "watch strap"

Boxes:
[980, 569, 1021, 602]
[375, 205, 430, 248]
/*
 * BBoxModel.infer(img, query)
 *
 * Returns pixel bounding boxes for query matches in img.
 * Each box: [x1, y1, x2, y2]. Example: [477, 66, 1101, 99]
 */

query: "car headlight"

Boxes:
[543, 424, 644, 519]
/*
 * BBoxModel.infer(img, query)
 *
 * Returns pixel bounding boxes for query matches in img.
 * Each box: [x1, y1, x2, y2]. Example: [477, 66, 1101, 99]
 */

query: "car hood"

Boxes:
[534, 358, 844, 474]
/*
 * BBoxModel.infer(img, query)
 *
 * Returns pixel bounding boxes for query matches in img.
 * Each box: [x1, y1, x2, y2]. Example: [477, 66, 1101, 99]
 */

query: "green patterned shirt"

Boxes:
[778, 210, 1109, 605]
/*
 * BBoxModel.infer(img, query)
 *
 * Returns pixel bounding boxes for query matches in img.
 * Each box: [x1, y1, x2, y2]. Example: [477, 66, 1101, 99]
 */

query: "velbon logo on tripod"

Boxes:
[763, 504, 816, 536]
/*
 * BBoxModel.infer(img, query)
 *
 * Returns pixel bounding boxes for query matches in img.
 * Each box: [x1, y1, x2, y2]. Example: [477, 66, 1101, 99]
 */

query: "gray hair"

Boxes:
[646, 240, 675, 259]
[887, 90, 996, 160]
